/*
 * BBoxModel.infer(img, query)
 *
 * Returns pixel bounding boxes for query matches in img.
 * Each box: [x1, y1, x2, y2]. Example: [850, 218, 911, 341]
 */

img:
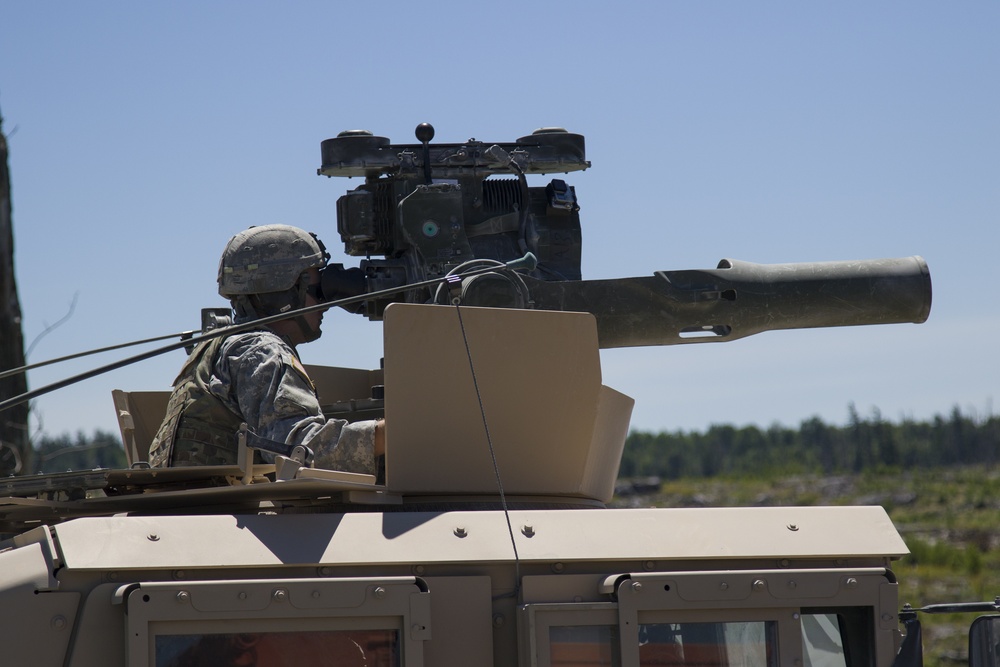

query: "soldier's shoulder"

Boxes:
[216, 330, 296, 373]
[219, 329, 290, 355]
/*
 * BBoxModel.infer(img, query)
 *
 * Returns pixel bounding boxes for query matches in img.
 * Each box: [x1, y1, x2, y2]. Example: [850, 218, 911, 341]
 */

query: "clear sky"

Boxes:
[1, 1, 997, 440]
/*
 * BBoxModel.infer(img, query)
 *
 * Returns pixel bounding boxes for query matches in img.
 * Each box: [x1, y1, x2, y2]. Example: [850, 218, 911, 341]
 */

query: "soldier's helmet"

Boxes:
[218, 224, 328, 298]
[218, 225, 330, 322]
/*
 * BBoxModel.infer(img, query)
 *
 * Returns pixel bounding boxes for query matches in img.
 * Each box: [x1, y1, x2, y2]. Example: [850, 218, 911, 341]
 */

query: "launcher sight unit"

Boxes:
[316, 124, 931, 348]
[318, 124, 587, 315]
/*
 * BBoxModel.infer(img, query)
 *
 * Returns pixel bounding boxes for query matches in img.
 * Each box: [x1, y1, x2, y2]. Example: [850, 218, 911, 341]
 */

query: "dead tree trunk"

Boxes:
[0, 105, 32, 475]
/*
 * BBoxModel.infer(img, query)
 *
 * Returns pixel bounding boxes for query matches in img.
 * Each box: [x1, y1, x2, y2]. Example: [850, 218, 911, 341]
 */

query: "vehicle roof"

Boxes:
[46, 505, 906, 571]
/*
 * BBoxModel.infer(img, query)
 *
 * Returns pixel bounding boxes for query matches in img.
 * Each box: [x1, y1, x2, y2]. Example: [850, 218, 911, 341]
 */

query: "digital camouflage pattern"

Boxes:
[148, 329, 376, 473]
[148, 336, 246, 467]
[218, 224, 327, 297]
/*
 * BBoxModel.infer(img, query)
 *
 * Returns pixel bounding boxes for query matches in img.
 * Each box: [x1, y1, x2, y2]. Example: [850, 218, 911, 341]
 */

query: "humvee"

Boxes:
[2, 125, 992, 666]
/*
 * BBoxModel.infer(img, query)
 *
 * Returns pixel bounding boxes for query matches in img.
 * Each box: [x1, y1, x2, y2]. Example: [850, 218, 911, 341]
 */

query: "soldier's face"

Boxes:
[304, 268, 324, 332]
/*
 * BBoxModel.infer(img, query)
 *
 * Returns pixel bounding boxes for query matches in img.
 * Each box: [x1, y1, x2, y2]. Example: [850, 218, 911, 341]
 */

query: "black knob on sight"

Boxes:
[416, 123, 435, 184]
[415, 123, 435, 143]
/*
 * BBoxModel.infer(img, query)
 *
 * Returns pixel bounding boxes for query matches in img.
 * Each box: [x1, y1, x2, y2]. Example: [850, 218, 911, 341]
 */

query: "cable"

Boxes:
[453, 302, 521, 600]
[0, 330, 196, 381]
[0, 253, 537, 414]
[432, 258, 532, 308]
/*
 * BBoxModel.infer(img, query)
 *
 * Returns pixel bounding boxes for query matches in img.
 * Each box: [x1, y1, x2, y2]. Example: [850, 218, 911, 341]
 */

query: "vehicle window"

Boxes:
[636, 621, 777, 667]
[154, 628, 399, 667]
[802, 614, 847, 667]
[800, 607, 874, 667]
[549, 625, 622, 667]
[547, 621, 777, 667]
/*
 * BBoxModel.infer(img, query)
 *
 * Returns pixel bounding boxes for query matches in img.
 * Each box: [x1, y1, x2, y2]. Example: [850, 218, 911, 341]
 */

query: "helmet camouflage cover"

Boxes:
[218, 224, 328, 298]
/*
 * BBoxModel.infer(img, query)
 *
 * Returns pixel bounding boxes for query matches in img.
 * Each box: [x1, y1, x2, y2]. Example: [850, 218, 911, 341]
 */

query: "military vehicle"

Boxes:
[0, 125, 993, 666]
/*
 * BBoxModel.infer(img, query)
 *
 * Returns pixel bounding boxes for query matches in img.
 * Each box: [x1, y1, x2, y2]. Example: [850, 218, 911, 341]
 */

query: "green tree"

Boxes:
[0, 104, 31, 475]
[619, 405, 1000, 482]
[34, 430, 127, 474]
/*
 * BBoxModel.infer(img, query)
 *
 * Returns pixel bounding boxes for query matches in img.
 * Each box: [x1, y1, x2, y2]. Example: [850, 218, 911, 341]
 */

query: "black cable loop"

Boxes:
[432, 258, 531, 308]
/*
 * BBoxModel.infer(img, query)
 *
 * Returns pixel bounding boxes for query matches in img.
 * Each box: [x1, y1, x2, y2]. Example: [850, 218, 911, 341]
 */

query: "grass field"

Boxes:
[612, 466, 1000, 666]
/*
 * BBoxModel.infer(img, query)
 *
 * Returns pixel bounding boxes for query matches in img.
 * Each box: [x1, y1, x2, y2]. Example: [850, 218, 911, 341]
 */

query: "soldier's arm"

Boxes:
[217, 332, 380, 474]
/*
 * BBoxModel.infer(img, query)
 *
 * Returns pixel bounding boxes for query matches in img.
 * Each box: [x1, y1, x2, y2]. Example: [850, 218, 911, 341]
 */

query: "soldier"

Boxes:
[148, 224, 384, 473]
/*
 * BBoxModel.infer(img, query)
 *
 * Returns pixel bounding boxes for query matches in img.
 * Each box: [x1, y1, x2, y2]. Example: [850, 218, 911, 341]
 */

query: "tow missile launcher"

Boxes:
[0, 125, 987, 667]
[315, 124, 931, 347]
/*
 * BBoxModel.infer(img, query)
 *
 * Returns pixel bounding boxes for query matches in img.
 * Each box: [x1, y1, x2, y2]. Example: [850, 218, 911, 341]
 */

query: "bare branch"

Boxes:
[25, 292, 79, 359]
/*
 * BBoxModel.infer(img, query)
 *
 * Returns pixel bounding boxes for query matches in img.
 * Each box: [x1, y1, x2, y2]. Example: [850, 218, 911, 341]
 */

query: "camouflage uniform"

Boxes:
[148, 329, 376, 474]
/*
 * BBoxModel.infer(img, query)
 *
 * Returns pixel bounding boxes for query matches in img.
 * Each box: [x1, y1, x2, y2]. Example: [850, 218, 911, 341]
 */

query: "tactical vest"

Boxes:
[148, 336, 247, 467]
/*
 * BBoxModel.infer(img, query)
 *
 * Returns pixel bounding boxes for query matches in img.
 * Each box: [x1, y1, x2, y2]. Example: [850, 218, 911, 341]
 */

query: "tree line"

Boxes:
[22, 403, 999, 477]
[31, 430, 127, 474]
[619, 404, 1000, 480]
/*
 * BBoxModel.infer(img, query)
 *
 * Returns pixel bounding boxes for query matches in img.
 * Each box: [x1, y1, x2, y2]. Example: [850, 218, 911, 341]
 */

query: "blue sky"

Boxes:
[1, 2, 997, 439]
